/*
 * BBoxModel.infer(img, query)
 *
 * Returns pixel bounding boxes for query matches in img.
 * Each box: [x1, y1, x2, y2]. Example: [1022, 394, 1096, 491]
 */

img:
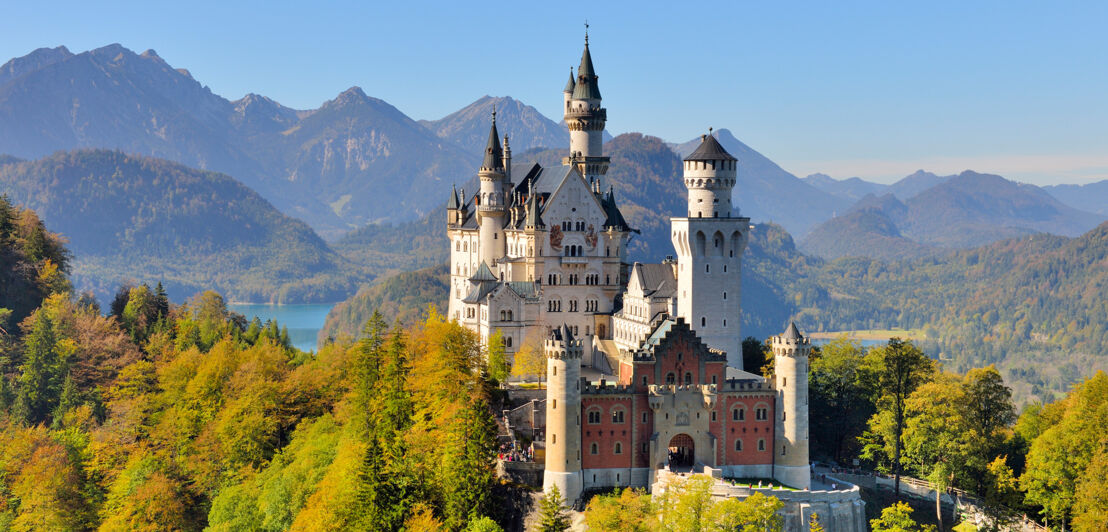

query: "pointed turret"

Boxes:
[564, 67, 576, 93]
[481, 117, 504, 172]
[448, 184, 460, 210]
[572, 42, 601, 101]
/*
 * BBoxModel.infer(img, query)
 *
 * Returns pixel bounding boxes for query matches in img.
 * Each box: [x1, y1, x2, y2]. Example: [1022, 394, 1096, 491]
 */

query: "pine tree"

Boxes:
[486, 329, 509, 386]
[15, 314, 65, 424]
[153, 281, 170, 321]
[537, 485, 572, 532]
[51, 372, 81, 426]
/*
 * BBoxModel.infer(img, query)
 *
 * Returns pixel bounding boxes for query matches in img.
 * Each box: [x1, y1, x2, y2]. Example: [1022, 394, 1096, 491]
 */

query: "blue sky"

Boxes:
[2, 0, 1105, 185]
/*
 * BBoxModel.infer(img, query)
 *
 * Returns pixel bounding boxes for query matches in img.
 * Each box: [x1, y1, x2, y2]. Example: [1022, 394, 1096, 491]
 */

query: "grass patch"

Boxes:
[808, 328, 925, 341]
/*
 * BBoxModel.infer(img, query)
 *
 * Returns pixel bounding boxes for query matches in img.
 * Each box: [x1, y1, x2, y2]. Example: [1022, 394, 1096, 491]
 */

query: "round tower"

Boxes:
[772, 322, 811, 490]
[563, 36, 610, 186]
[683, 131, 737, 219]
[542, 325, 583, 504]
[671, 132, 749, 370]
[477, 114, 507, 267]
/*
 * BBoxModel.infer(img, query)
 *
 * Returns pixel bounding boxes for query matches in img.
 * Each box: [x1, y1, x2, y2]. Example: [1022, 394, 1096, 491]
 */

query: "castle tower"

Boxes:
[772, 322, 811, 490]
[477, 115, 508, 267]
[542, 325, 583, 504]
[671, 133, 750, 369]
[563, 35, 610, 187]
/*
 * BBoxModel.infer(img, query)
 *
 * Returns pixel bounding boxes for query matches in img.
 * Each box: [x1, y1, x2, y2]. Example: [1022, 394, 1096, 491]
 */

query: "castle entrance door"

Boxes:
[668, 434, 695, 469]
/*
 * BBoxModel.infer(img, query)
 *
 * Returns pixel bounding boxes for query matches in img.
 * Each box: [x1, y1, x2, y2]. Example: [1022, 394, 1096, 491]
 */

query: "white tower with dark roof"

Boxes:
[563, 35, 610, 188]
[543, 324, 583, 504]
[477, 115, 508, 268]
[670, 133, 750, 370]
[772, 322, 811, 489]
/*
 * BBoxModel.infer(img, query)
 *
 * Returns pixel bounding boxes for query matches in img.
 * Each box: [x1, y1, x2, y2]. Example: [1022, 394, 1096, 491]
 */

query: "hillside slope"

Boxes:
[800, 207, 936, 261]
[0, 150, 366, 303]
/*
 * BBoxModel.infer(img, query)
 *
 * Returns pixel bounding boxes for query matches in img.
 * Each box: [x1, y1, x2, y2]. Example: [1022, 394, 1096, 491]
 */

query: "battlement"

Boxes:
[581, 379, 633, 395]
[721, 379, 774, 393]
[564, 106, 606, 120]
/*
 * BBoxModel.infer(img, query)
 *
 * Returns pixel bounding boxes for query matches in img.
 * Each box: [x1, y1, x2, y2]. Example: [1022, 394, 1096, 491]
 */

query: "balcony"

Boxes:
[560, 256, 589, 265]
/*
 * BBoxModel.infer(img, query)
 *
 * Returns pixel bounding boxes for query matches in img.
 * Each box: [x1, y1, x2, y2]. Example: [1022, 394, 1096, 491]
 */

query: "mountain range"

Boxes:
[0, 150, 365, 303]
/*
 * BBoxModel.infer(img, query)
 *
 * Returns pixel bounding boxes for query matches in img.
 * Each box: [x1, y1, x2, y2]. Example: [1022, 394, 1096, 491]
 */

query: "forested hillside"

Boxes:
[320, 264, 450, 344]
[0, 208, 507, 530]
[797, 223, 1108, 402]
[0, 150, 366, 303]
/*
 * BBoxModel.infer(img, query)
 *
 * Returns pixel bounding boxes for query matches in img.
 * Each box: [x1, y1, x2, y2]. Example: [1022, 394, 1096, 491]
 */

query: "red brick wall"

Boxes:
[581, 396, 634, 469]
[720, 395, 775, 466]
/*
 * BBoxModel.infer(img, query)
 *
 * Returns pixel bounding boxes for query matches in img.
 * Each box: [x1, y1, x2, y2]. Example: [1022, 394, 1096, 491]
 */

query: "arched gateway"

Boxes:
[668, 433, 695, 468]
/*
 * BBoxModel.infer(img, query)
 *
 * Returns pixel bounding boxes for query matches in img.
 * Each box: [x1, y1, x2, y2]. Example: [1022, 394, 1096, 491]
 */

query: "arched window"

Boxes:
[587, 408, 601, 424]
[666, 373, 676, 384]
[701, 317, 706, 327]
[614, 442, 623, 455]
[612, 408, 625, 423]
[733, 406, 745, 421]
[590, 442, 599, 455]
[684, 372, 692, 385]
[758, 439, 765, 451]
[505, 337, 512, 348]
[735, 439, 743, 451]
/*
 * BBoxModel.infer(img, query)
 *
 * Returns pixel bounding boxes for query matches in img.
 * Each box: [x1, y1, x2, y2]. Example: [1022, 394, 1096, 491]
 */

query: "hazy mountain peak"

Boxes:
[0, 45, 74, 87]
[421, 94, 571, 154]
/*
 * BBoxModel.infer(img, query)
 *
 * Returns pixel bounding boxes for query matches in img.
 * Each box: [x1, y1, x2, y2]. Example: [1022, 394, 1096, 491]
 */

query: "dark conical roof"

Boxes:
[782, 322, 803, 340]
[571, 43, 601, 100]
[564, 68, 576, 93]
[448, 184, 460, 209]
[481, 118, 504, 171]
[684, 133, 737, 162]
[524, 192, 545, 228]
[470, 261, 498, 282]
[551, 323, 574, 343]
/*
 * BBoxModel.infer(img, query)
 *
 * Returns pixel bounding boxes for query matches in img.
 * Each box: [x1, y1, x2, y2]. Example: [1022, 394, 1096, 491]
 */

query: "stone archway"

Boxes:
[668, 433, 695, 469]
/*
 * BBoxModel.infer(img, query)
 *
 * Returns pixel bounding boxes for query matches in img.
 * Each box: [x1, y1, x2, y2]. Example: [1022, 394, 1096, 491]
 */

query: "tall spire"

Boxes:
[572, 30, 601, 100]
[481, 112, 503, 172]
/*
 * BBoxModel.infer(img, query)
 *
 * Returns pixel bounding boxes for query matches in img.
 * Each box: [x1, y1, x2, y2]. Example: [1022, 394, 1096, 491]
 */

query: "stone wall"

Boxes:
[654, 470, 866, 532]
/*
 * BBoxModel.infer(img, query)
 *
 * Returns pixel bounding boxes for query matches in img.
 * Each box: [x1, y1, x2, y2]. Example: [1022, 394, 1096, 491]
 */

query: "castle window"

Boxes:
[587, 410, 601, 424]
[723, 265, 727, 273]
[685, 372, 692, 385]
[782, 445, 787, 456]
[590, 442, 599, 455]
[642, 443, 649, 453]
[612, 409, 625, 423]
[758, 439, 765, 451]
[783, 377, 786, 387]
[701, 317, 706, 327]
[783, 411, 786, 421]
[642, 412, 647, 423]
[552, 399, 556, 408]
[614, 442, 623, 454]
[723, 319, 727, 327]
[666, 373, 676, 385]
[456, 241, 460, 251]
[711, 411, 717, 421]
[756, 407, 768, 421]
[705, 264, 710, 273]
[712, 376, 717, 384]
[733, 407, 745, 421]
[641, 376, 647, 387]
[729, 250, 734, 257]
[735, 439, 743, 451]
[723, 292, 727, 300]
[506, 337, 512, 347]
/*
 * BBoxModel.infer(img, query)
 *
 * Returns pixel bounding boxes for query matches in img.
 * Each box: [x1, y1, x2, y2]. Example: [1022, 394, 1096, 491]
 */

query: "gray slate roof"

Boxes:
[782, 322, 803, 340]
[571, 44, 601, 100]
[481, 120, 504, 171]
[684, 133, 737, 162]
[633, 262, 676, 298]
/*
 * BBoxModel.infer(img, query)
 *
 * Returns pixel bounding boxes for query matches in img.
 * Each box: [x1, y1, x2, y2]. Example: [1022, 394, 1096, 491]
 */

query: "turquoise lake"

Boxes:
[227, 303, 335, 352]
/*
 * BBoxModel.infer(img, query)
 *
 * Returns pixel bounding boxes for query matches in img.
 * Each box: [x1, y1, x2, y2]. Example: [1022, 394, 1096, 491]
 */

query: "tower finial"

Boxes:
[709, 127, 713, 136]
[584, 20, 589, 44]
[492, 103, 496, 124]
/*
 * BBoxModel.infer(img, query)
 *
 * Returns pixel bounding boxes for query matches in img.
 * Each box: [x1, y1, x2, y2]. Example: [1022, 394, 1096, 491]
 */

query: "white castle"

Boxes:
[447, 37, 868, 531]
[447, 37, 748, 372]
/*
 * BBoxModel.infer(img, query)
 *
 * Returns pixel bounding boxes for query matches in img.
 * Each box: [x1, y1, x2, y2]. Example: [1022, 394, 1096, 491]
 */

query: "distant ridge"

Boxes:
[0, 150, 366, 303]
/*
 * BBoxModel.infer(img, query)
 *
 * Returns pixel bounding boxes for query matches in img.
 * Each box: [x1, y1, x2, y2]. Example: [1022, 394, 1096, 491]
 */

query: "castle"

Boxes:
[446, 38, 811, 503]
